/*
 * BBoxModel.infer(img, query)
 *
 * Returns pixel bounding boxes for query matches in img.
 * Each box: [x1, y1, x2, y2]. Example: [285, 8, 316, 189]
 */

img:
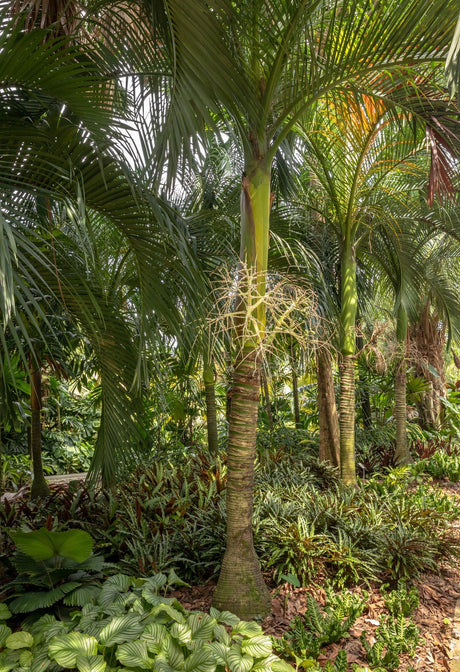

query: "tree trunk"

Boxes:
[339, 241, 357, 486]
[394, 305, 412, 465]
[290, 341, 301, 429]
[410, 300, 446, 431]
[203, 355, 219, 456]
[213, 348, 270, 618]
[356, 332, 372, 430]
[261, 365, 273, 430]
[317, 347, 340, 468]
[213, 159, 271, 619]
[30, 363, 50, 499]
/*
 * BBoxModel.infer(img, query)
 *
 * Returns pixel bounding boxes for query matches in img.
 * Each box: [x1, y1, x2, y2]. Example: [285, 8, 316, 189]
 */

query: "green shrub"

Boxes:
[5, 528, 107, 614]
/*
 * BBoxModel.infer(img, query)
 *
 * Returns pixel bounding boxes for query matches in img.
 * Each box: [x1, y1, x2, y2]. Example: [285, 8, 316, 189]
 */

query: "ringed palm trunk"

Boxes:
[394, 305, 412, 465]
[30, 360, 50, 499]
[203, 352, 219, 456]
[317, 346, 340, 468]
[213, 158, 271, 619]
[339, 240, 357, 486]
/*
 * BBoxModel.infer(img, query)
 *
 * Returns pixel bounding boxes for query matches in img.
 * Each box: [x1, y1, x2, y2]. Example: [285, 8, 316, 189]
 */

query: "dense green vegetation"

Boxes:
[1, 0, 460, 669]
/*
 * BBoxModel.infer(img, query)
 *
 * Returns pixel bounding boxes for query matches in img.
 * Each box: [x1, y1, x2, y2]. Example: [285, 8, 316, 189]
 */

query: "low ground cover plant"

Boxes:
[0, 570, 293, 672]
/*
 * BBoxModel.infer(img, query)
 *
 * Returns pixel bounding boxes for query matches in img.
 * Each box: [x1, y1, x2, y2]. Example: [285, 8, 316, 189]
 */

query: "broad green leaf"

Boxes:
[0, 605, 12, 621]
[143, 574, 167, 592]
[227, 645, 254, 672]
[9, 588, 65, 613]
[141, 622, 169, 654]
[271, 660, 296, 672]
[213, 624, 230, 645]
[170, 622, 192, 645]
[0, 625, 12, 648]
[10, 529, 56, 561]
[63, 584, 102, 607]
[241, 635, 272, 658]
[167, 569, 189, 588]
[99, 614, 144, 646]
[149, 603, 186, 624]
[76, 654, 107, 672]
[5, 631, 34, 650]
[154, 652, 184, 672]
[53, 530, 93, 562]
[187, 613, 216, 640]
[116, 640, 153, 669]
[103, 574, 133, 591]
[98, 574, 133, 608]
[184, 645, 216, 672]
[48, 632, 98, 668]
[206, 642, 228, 666]
[29, 648, 53, 672]
[163, 637, 185, 669]
[0, 649, 20, 672]
[18, 651, 33, 667]
[209, 608, 240, 627]
[232, 622, 263, 638]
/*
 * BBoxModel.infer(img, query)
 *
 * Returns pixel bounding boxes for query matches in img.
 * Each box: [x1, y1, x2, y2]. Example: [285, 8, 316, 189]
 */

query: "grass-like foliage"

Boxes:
[1, 448, 460, 587]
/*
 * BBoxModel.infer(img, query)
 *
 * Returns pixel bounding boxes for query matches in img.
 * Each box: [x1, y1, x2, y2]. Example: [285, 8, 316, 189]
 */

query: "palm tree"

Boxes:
[128, 0, 460, 615]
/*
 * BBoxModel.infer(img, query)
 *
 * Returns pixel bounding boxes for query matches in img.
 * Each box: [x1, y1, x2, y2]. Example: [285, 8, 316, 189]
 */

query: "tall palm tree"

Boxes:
[130, 0, 460, 615]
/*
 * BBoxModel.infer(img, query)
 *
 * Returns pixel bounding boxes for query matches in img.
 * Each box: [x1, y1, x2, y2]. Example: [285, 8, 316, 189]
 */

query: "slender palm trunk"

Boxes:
[213, 159, 271, 619]
[203, 353, 219, 456]
[394, 305, 412, 465]
[339, 241, 357, 486]
[30, 361, 50, 499]
[290, 341, 301, 429]
[261, 365, 273, 430]
[317, 347, 340, 468]
[356, 331, 372, 430]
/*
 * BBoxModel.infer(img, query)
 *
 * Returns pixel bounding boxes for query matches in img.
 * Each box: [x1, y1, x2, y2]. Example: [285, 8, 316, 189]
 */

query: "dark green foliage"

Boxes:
[360, 613, 422, 670]
[413, 452, 460, 482]
[5, 529, 107, 614]
[1, 451, 459, 587]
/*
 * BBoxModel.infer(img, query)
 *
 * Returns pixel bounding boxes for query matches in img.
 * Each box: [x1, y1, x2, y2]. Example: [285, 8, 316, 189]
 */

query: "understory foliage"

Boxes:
[0, 570, 293, 672]
[274, 581, 421, 672]
[1, 448, 460, 588]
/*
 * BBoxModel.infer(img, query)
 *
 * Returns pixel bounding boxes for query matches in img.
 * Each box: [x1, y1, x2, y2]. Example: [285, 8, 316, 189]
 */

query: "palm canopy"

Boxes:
[0, 8, 213, 483]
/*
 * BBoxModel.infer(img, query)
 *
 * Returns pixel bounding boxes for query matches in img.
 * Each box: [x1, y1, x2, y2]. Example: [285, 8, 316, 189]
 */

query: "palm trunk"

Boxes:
[356, 332, 372, 430]
[317, 347, 340, 468]
[394, 305, 412, 465]
[213, 159, 271, 619]
[339, 241, 357, 486]
[203, 354, 219, 456]
[261, 365, 273, 430]
[290, 341, 301, 429]
[30, 361, 50, 499]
